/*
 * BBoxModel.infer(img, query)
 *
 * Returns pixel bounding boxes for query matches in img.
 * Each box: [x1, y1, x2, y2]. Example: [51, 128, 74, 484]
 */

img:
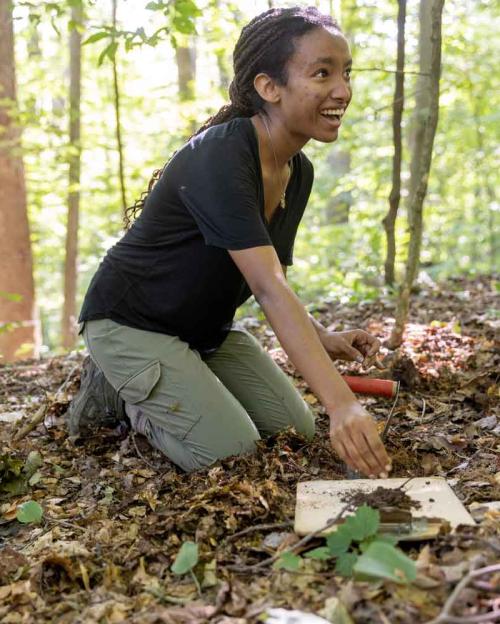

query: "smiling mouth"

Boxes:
[320, 108, 345, 123]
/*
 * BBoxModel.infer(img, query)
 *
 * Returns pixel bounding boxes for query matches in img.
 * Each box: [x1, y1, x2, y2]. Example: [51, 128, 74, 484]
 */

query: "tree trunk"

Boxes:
[175, 42, 196, 101]
[0, 0, 39, 362]
[382, 0, 406, 286]
[111, 0, 127, 215]
[389, 0, 445, 348]
[61, 1, 83, 350]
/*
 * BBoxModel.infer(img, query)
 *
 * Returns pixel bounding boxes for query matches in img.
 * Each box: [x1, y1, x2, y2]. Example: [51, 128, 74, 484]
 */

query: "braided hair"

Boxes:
[124, 6, 340, 228]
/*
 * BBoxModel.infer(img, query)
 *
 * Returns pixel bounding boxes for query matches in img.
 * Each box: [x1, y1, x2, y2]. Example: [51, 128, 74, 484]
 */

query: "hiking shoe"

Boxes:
[66, 356, 126, 437]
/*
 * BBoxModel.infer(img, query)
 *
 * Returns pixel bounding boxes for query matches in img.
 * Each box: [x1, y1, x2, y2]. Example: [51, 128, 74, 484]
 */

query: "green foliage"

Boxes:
[354, 541, 417, 584]
[16, 500, 44, 524]
[13, 0, 499, 349]
[278, 505, 417, 584]
[273, 551, 302, 572]
[83, 0, 200, 64]
[171, 541, 199, 575]
[342, 504, 379, 541]
[0, 452, 43, 497]
[0, 291, 23, 303]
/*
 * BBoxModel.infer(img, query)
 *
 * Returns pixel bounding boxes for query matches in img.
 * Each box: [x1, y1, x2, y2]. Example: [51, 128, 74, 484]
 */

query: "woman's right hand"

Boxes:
[328, 401, 391, 478]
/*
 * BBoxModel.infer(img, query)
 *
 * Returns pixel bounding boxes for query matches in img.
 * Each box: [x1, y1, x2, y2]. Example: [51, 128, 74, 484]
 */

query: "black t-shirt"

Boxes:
[79, 117, 314, 351]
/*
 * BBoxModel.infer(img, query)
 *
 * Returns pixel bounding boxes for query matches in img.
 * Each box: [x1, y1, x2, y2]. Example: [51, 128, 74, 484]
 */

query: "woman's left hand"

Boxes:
[320, 330, 381, 365]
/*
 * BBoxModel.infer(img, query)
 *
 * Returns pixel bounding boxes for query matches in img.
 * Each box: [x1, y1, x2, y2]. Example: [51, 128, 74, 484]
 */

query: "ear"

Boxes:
[253, 72, 281, 104]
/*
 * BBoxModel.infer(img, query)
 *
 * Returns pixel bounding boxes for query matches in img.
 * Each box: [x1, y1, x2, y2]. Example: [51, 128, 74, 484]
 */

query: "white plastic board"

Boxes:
[295, 477, 475, 538]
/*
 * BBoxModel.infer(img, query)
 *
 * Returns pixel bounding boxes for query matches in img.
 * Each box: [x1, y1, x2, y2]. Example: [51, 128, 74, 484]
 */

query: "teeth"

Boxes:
[321, 109, 345, 116]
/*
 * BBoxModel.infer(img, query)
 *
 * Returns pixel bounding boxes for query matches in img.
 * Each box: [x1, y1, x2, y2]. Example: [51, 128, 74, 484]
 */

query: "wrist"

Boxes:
[327, 399, 363, 421]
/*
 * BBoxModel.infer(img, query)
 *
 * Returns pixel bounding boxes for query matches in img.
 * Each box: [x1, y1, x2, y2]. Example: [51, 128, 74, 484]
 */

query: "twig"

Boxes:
[190, 569, 202, 598]
[397, 477, 416, 491]
[420, 398, 427, 422]
[131, 431, 158, 471]
[46, 518, 86, 532]
[354, 66, 430, 76]
[382, 381, 400, 441]
[226, 503, 351, 573]
[425, 557, 500, 624]
[12, 363, 79, 442]
[226, 521, 293, 542]
[12, 403, 47, 442]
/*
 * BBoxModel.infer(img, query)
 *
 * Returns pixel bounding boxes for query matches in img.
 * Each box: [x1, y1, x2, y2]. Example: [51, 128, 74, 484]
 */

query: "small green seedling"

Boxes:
[16, 500, 44, 524]
[171, 541, 202, 596]
[278, 505, 416, 584]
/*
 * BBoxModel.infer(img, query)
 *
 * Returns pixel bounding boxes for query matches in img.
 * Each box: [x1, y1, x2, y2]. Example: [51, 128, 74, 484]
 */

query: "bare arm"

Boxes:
[232, 247, 391, 477]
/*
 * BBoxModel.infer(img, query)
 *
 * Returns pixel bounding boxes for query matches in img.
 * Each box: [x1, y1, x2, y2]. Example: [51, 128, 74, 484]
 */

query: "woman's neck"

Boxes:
[251, 113, 307, 168]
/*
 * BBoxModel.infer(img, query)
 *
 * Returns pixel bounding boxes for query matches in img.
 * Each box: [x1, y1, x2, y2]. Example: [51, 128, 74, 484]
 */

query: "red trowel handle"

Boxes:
[342, 376, 399, 398]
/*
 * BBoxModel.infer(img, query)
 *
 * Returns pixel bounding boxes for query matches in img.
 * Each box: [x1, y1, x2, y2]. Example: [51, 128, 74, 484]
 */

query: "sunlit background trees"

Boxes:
[1, 0, 498, 361]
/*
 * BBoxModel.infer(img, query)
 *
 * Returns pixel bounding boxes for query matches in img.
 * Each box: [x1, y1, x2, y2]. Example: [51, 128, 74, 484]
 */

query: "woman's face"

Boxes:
[276, 26, 352, 144]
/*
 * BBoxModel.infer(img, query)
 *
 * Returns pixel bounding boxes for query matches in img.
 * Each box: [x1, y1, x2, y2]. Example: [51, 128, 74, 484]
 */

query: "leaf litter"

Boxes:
[0, 277, 498, 623]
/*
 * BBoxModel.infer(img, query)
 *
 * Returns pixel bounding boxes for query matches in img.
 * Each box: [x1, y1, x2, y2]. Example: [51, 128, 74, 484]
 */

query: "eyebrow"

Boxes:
[310, 57, 353, 68]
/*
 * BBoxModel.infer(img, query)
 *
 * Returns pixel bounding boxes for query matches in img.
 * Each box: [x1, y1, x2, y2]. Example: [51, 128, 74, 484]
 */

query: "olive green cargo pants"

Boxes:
[83, 319, 315, 472]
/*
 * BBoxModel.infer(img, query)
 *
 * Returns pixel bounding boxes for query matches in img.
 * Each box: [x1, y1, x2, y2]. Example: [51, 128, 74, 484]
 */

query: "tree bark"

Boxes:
[0, 0, 39, 362]
[382, 0, 406, 286]
[61, 1, 83, 350]
[111, 0, 127, 215]
[175, 42, 196, 101]
[389, 0, 445, 349]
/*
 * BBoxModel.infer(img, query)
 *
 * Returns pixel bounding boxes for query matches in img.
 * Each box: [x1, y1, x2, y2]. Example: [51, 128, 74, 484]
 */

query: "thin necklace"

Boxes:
[261, 114, 288, 210]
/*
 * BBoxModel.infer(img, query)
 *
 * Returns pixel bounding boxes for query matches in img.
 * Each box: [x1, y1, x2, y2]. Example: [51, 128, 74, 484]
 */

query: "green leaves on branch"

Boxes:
[279, 505, 417, 584]
[84, 0, 201, 65]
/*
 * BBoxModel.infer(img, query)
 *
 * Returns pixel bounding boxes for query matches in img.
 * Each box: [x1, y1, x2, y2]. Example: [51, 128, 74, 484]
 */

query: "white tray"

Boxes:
[294, 477, 475, 540]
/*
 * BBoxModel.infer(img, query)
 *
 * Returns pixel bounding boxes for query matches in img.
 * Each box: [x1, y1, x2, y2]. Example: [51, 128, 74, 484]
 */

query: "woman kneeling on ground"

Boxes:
[68, 6, 392, 478]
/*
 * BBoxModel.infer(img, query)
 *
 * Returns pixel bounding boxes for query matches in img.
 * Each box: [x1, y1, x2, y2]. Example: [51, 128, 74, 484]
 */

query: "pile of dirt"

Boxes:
[341, 485, 422, 511]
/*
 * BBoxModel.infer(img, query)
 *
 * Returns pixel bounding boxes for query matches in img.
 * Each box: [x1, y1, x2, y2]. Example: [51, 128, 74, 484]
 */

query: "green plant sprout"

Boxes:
[275, 505, 417, 584]
[171, 540, 202, 596]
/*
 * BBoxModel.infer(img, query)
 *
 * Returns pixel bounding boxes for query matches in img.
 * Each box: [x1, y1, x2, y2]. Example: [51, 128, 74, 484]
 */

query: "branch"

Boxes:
[226, 503, 351, 573]
[425, 557, 500, 624]
[354, 66, 430, 76]
[12, 363, 79, 442]
[226, 521, 293, 543]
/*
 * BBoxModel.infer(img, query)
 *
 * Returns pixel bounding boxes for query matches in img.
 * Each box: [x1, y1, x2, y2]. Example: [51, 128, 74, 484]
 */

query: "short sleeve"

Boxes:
[175, 125, 271, 250]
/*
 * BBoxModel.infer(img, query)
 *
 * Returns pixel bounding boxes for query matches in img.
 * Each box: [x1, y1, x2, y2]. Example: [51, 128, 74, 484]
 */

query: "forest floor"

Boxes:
[0, 276, 499, 624]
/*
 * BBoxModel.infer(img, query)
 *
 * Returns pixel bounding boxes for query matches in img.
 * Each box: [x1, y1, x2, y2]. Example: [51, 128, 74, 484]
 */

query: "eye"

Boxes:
[344, 67, 352, 80]
[314, 68, 329, 78]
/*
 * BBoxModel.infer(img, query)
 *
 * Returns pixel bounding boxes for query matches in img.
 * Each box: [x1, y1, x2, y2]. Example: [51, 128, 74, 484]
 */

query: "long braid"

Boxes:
[124, 7, 340, 229]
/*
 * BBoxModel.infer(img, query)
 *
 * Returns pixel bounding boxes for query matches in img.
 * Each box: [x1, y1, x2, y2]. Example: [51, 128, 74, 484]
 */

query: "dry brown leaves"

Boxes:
[0, 277, 498, 623]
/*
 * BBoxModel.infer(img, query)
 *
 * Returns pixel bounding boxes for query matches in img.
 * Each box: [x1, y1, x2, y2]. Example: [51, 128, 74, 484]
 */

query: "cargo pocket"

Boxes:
[117, 360, 161, 404]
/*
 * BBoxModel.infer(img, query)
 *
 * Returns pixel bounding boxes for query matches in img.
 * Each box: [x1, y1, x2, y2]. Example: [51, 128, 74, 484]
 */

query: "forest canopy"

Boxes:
[0, 0, 498, 355]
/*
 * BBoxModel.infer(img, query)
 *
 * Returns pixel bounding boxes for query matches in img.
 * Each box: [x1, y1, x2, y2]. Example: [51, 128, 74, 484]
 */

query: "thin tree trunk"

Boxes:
[175, 42, 196, 101]
[61, 1, 82, 349]
[468, 83, 498, 272]
[112, 0, 127, 214]
[176, 38, 196, 135]
[0, 0, 39, 362]
[382, 0, 406, 286]
[389, 0, 445, 348]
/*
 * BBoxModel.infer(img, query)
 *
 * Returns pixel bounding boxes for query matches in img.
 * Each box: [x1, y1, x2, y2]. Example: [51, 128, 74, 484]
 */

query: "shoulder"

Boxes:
[166, 118, 258, 180]
[189, 117, 255, 151]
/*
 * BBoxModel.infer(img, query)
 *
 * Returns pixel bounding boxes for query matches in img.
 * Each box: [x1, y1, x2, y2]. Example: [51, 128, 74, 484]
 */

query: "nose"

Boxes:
[331, 74, 351, 104]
